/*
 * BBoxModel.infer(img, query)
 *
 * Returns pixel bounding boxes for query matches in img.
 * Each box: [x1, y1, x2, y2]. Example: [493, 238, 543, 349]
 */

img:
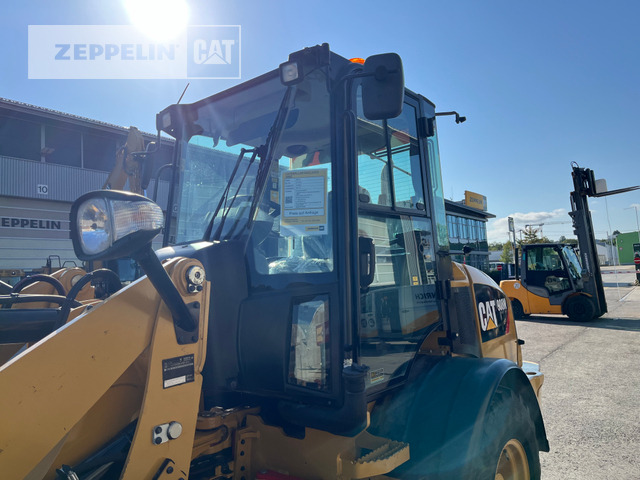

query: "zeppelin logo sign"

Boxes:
[1, 217, 63, 230]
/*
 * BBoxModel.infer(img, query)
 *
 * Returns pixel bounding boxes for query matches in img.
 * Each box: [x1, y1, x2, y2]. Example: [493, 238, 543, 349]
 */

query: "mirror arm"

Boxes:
[132, 245, 199, 343]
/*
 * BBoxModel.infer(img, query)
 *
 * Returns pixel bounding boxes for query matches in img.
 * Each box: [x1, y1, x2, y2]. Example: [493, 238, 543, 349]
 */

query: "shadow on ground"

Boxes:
[517, 315, 640, 332]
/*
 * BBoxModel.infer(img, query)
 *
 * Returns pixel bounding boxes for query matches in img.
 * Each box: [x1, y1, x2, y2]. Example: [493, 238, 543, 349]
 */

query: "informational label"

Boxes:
[162, 354, 195, 389]
[370, 368, 385, 385]
[281, 169, 328, 236]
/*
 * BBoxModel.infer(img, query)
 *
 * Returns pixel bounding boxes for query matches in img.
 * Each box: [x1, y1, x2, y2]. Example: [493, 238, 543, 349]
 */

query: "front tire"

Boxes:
[470, 387, 541, 480]
[564, 295, 596, 322]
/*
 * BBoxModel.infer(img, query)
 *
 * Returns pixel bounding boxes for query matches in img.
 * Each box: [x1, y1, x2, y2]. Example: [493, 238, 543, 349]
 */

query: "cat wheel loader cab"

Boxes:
[0, 44, 547, 480]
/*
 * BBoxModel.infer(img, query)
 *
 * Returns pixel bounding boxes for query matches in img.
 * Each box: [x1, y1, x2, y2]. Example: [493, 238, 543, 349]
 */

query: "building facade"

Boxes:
[0, 98, 171, 281]
[445, 198, 494, 272]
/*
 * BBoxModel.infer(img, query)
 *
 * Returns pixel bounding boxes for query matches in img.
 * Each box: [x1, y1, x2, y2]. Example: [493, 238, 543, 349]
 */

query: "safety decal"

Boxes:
[475, 285, 509, 342]
[162, 354, 195, 389]
[370, 368, 385, 385]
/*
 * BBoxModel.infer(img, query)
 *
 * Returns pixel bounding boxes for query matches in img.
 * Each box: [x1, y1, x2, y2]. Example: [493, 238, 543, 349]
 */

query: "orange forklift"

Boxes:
[501, 164, 639, 321]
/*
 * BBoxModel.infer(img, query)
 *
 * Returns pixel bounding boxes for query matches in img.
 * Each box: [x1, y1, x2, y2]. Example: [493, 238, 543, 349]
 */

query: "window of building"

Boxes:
[83, 132, 118, 171]
[44, 124, 81, 167]
[0, 117, 41, 161]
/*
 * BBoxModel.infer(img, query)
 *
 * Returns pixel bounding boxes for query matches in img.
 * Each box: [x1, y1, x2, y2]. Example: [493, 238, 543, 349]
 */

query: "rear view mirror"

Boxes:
[362, 53, 404, 120]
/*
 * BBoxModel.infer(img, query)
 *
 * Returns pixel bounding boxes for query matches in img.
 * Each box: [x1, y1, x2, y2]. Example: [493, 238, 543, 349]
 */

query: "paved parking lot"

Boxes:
[516, 266, 640, 479]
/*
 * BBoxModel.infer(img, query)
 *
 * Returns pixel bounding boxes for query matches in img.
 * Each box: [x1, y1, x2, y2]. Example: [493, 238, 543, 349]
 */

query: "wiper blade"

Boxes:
[215, 148, 261, 241]
[247, 86, 294, 224]
[203, 147, 255, 241]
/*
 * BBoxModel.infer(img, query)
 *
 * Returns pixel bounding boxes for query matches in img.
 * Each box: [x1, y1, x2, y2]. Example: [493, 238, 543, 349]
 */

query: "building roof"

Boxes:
[445, 199, 496, 219]
[0, 97, 159, 140]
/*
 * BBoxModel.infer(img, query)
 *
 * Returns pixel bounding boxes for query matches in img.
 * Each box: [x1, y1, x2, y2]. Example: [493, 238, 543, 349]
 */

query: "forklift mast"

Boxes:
[569, 163, 640, 317]
[568, 165, 607, 317]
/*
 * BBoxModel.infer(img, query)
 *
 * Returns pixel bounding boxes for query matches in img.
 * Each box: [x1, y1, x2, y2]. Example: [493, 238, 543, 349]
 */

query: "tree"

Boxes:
[489, 241, 504, 251]
[518, 226, 551, 245]
[500, 241, 514, 263]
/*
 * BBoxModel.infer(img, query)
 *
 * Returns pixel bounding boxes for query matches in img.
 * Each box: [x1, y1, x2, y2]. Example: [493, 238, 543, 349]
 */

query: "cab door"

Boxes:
[522, 245, 574, 308]
[354, 92, 442, 394]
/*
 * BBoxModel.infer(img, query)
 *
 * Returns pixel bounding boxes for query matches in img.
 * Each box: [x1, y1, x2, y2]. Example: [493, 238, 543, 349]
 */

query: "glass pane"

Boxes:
[0, 117, 40, 161]
[356, 88, 391, 207]
[388, 104, 424, 210]
[171, 68, 334, 276]
[45, 125, 81, 167]
[358, 214, 440, 391]
[426, 126, 449, 251]
[175, 135, 257, 243]
[289, 296, 330, 391]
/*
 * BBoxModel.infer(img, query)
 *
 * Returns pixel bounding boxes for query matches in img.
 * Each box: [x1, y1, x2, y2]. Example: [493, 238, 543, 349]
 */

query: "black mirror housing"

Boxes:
[362, 53, 404, 120]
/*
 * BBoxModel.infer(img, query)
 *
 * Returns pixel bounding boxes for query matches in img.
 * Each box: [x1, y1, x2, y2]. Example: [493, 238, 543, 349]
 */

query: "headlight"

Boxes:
[71, 190, 164, 261]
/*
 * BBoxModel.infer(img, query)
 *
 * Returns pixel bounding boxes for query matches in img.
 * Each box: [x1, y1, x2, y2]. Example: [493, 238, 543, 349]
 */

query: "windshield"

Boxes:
[171, 67, 334, 274]
[562, 245, 582, 280]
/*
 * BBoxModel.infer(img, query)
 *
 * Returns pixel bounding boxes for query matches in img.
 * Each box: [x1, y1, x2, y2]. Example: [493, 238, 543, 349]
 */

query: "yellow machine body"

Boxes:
[500, 279, 563, 316]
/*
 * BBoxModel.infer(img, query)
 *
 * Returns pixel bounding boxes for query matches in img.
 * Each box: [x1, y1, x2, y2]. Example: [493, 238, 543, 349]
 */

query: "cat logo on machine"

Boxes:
[477, 297, 508, 332]
[475, 284, 509, 342]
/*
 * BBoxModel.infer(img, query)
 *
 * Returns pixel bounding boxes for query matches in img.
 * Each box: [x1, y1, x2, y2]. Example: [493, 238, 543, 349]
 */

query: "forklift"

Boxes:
[1, 44, 548, 479]
[501, 164, 640, 321]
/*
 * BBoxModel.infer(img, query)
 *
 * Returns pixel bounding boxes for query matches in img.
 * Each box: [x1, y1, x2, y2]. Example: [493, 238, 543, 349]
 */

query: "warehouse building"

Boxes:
[0, 98, 171, 282]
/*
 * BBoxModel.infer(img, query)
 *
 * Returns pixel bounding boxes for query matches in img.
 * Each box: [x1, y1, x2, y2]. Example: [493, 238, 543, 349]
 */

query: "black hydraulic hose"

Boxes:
[12, 274, 66, 296]
[57, 269, 122, 328]
[0, 294, 80, 308]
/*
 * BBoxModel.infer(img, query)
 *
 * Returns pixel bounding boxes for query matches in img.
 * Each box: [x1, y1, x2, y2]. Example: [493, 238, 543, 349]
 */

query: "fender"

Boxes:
[368, 356, 548, 479]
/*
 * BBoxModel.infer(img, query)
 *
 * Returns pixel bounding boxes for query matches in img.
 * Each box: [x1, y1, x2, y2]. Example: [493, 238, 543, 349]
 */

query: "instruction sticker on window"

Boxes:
[281, 169, 328, 236]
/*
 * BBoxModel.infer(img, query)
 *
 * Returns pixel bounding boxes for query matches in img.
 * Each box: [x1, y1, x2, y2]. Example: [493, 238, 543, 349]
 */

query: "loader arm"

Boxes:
[0, 257, 209, 480]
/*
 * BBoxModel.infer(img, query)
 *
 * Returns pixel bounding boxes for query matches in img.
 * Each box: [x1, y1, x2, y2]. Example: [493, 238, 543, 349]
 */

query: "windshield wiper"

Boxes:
[246, 86, 294, 226]
[203, 146, 256, 241]
[203, 85, 294, 242]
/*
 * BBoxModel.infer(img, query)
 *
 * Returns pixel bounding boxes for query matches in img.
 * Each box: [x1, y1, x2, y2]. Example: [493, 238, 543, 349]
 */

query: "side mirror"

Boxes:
[70, 190, 163, 262]
[362, 53, 404, 120]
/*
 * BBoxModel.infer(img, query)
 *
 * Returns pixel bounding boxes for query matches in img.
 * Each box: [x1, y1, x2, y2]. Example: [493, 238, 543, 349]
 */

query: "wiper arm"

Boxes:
[247, 86, 294, 224]
[203, 147, 255, 240]
[215, 147, 262, 241]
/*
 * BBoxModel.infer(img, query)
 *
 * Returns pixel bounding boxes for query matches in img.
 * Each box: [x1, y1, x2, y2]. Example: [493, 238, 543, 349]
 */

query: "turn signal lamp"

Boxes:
[349, 57, 365, 65]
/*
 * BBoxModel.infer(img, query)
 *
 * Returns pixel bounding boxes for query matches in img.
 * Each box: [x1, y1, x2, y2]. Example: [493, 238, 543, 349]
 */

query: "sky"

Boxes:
[2, 0, 640, 244]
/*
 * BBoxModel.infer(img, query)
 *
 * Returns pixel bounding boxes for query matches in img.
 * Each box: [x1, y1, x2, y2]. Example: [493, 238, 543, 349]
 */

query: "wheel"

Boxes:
[564, 295, 596, 322]
[470, 387, 541, 480]
[510, 299, 530, 320]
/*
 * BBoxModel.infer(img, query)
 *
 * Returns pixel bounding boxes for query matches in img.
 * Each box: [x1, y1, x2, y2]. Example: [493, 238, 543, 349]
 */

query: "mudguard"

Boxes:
[368, 356, 548, 479]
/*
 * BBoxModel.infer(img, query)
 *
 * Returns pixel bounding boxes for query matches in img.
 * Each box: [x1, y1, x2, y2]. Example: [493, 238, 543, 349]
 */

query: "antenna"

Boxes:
[177, 83, 190, 104]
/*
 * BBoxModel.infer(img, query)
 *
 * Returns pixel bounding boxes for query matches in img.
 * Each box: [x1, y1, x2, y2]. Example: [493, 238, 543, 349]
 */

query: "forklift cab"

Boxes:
[521, 243, 583, 304]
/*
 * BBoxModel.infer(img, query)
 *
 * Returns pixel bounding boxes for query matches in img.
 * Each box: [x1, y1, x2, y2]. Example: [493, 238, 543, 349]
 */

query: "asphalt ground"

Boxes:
[515, 265, 640, 479]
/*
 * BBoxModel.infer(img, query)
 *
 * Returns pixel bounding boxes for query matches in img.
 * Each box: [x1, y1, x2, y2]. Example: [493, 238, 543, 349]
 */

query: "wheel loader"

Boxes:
[0, 44, 548, 480]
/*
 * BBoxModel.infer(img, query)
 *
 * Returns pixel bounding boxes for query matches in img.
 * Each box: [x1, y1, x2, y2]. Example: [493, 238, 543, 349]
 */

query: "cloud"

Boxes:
[629, 203, 640, 209]
[487, 208, 568, 243]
